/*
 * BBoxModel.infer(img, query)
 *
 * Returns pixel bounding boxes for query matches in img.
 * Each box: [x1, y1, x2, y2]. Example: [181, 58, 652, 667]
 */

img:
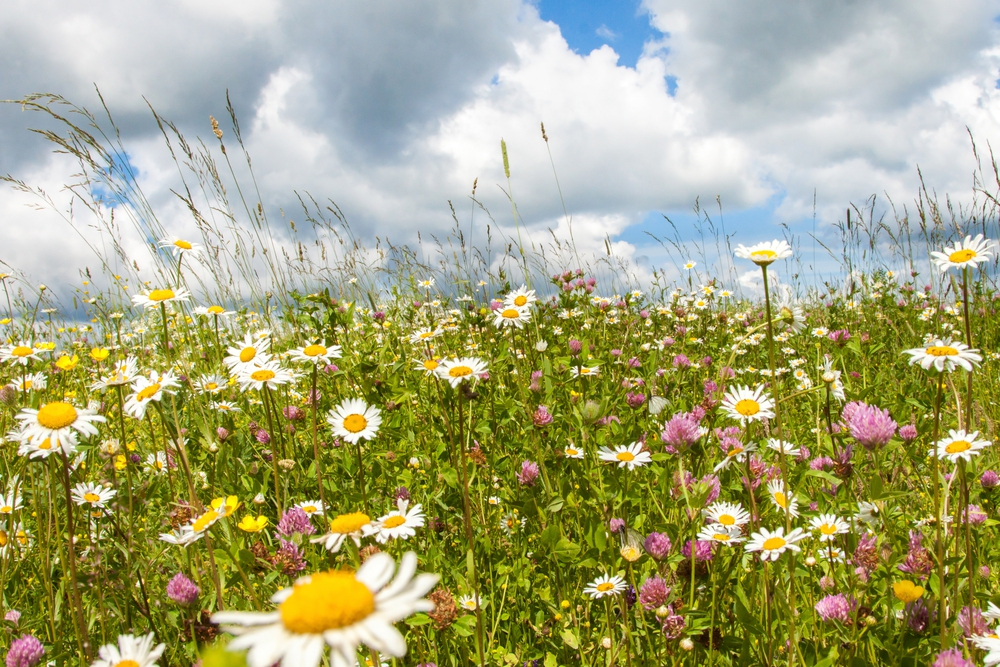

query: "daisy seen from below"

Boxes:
[704, 501, 751, 529]
[492, 305, 531, 329]
[745, 526, 807, 561]
[598, 442, 652, 470]
[193, 304, 235, 318]
[583, 574, 627, 599]
[698, 524, 745, 545]
[571, 365, 600, 378]
[159, 527, 202, 547]
[504, 285, 536, 308]
[194, 373, 227, 395]
[311, 511, 374, 553]
[734, 240, 792, 266]
[903, 339, 981, 373]
[71, 482, 117, 508]
[720, 385, 775, 424]
[435, 357, 488, 388]
[15, 401, 105, 455]
[458, 594, 482, 611]
[0, 342, 43, 366]
[224, 333, 272, 373]
[766, 479, 800, 518]
[91, 632, 165, 667]
[91, 356, 140, 391]
[413, 358, 440, 375]
[7, 372, 45, 393]
[131, 286, 192, 310]
[327, 399, 382, 444]
[289, 341, 342, 366]
[809, 514, 849, 541]
[933, 429, 991, 463]
[372, 499, 425, 543]
[931, 234, 995, 272]
[713, 441, 757, 472]
[238, 361, 297, 392]
[213, 551, 438, 667]
[125, 371, 180, 419]
[159, 235, 203, 256]
[767, 439, 801, 458]
[408, 328, 441, 344]
[146, 452, 169, 476]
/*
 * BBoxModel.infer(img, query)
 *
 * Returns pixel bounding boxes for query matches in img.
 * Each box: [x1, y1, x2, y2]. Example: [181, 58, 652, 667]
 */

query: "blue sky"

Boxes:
[536, 0, 660, 69]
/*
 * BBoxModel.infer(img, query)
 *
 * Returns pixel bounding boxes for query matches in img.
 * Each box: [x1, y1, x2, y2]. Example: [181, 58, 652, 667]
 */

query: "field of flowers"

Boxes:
[5, 96, 1000, 667]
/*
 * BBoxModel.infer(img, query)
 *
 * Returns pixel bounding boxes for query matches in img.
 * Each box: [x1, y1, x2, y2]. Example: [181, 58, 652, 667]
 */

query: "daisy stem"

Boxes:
[58, 454, 91, 661]
[604, 596, 617, 666]
[931, 375, 946, 644]
[961, 266, 973, 430]
[962, 460, 974, 614]
[355, 440, 368, 514]
[310, 365, 326, 510]
[262, 385, 283, 514]
[160, 301, 171, 361]
[457, 395, 486, 667]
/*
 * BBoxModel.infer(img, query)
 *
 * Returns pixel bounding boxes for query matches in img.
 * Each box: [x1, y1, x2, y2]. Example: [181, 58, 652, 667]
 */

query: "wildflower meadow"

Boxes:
[4, 95, 1000, 667]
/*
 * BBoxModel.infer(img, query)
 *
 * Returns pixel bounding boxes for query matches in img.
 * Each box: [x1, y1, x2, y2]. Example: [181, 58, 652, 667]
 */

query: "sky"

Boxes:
[2, 0, 1000, 300]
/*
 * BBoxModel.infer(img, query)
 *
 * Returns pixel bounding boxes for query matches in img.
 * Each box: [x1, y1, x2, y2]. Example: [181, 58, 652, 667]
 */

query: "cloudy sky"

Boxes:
[2, 0, 999, 296]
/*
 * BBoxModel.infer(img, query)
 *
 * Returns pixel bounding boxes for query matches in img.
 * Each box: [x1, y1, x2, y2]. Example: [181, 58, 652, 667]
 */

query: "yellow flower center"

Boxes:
[727, 447, 744, 458]
[719, 515, 735, 526]
[0, 531, 7, 547]
[422, 360, 439, 371]
[303, 344, 327, 357]
[580, 368, 593, 375]
[419, 331, 434, 339]
[302, 505, 317, 513]
[39, 439, 52, 450]
[0, 506, 10, 514]
[239, 347, 257, 363]
[84, 492, 101, 503]
[616, 451, 636, 462]
[596, 582, 615, 592]
[207, 305, 225, 314]
[448, 365, 473, 378]
[945, 440, 971, 454]
[36, 402, 78, 429]
[773, 492, 788, 508]
[115, 660, 140, 667]
[565, 448, 578, 456]
[280, 570, 375, 634]
[733, 399, 760, 416]
[819, 524, 838, 535]
[382, 515, 407, 529]
[514, 295, 528, 307]
[148, 289, 175, 302]
[762, 537, 786, 551]
[11, 346, 32, 357]
[250, 369, 275, 382]
[205, 382, 218, 391]
[949, 249, 976, 263]
[342, 414, 368, 433]
[192, 510, 219, 533]
[136, 384, 161, 402]
[501, 308, 520, 319]
[712, 533, 730, 541]
[174, 239, 193, 250]
[926, 346, 958, 357]
[22, 381, 32, 389]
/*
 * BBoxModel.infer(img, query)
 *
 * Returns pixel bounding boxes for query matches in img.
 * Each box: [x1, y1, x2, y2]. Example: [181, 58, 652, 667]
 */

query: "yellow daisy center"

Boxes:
[174, 239, 193, 250]
[773, 492, 788, 508]
[422, 360, 439, 370]
[616, 451, 636, 462]
[84, 492, 101, 503]
[596, 582, 615, 592]
[192, 510, 219, 533]
[727, 447, 744, 458]
[501, 308, 520, 319]
[945, 440, 971, 454]
[116, 660, 141, 667]
[926, 346, 958, 357]
[148, 289, 175, 302]
[11, 346, 32, 357]
[207, 305, 225, 314]
[39, 439, 52, 450]
[819, 524, 838, 535]
[0, 531, 7, 547]
[712, 533, 730, 541]
[733, 399, 760, 417]
[205, 382, 218, 391]
[762, 536, 786, 551]
[949, 249, 976, 263]
[752, 249, 777, 260]
[342, 414, 368, 433]
[719, 514, 735, 526]
[514, 295, 528, 307]
[239, 347, 257, 363]
[580, 368, 593, 375]
[303, 344, 327, 357]
[22, 381, 32, 389]
[250, 369, 275, 382]
[0, 506, 10, 514]
[463, 600, 477, 609]
[36, 402, 78, 429]
[382, 515, 407, 529]
[136, 384, 161, 402]
[565, 448, 578, 456]
[302, 505, 317, 513]
[448, 365, 473, 378]
[280, 570, 376, 634]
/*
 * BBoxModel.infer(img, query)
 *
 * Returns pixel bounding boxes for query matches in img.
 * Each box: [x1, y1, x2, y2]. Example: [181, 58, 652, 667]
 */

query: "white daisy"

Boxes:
[435, 357, 488, 388]
[224, 333, 273, 373]
[159, 236, 203, 257]
[7, 372, 46, 392]
[125, 371, 180, 419]
[583, 574, 627, 599]
[193, 304, 235, 318]
[903, 339, 981, 373]
[503, 285, 537, 309]
[767, 439, 801, 459]
[212, 552, 438, 667]
[412, 358, 440, 375]
[288, 341, 342, 366]
[697, 524, 744, 545]
[327, 399, 382, 444]
[295, 500, 325, 517]
[15, 401, 105, 455]
[71, 482, 117, 508]
[931, 234, 995, 272]
[146, 452, 169, 476]
[0, 342, 45, 366]
[408, 328, 442, 344]
[598, 442, 652, 470]
[311, 511, 374, 553]
[734, 240, 792, 266]
[704, 501, 751, 528]
[720, 385, 775, 424]
[159, 527, 203, 547]
[457, 594, 483, 611]
[932, 429, 991, 463]
[131, 287, 192, 310]
[91, 356, 140, 391]
[492, 305, 532, 329]
[744, 526, 806, 561]
[91, 632, 165, 667]
[570, 365, 600, 378]
[238, 361, 297, 392]
[562, 444, 585, 459]
[766, 479, 800, 518]
[194, 374, 227, 395]
[372, 500, 425, 543]
[713, 441, 757, 472]
[809, 513, 849, 542]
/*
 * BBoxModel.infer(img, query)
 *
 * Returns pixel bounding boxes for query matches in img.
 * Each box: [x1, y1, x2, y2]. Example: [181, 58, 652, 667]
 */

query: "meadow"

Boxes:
[2, 94, 1000, 667]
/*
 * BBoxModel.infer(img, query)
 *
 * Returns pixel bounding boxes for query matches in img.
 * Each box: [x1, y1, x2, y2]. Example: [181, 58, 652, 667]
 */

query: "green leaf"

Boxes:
[406, 613, 432, 626]
[544, 652, 558, 667]
[561, 629, 579, 649]
[552, 538, 580, 562]
[545, 497, 565, 514]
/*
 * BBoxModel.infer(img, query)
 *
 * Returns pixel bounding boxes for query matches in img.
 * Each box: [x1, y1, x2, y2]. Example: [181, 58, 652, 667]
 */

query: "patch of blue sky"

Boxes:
[90, 151, 139, 209]
[535, 0, 662, 69]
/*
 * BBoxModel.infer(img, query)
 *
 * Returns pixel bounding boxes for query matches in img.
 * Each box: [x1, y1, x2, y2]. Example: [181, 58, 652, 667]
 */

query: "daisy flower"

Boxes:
[767, 439, 801, 458]
[146, 452, 169, 476]
[328, 399, 382, 444]
[91, 356, 140, 391]
[570, 365, 600, 378]
[766, 479, 800, 518]
[562, 444, 585, 459]
[734, 240, 792, 266]
[504, 285, 536, 308]
[0, 492, 21, 515]
[295, 500, 325, 517]
[720, 385, 775, 423]
[7, 372, 46, 393]
[704, 501, 751, 528]
[125, 371, 180, 419]
[903, 339, 981, 373]
[193, 305, 235, 318]
[212, 552, 438, 667]
[500, 513, 525, 534]
[418, 277, 436, 289]
[238, 361, 297, 392]
[713, 442, 757, 472]
[932, 429, 991, 463]
[583, 574, 627, 599]
[159, 236, 203, 256]
[0, 342, 43, 366]
[492, 305, 531, 329]
[372, 500, 425, 543]
[458, 594, 482, 611]
[311, 511, 374, 553]
[698, 524, 745, 545]
[408, 328, 441, 344]
[931, 234, 995, 272]
[18, 437, 60, 460]
[131, 287, 192, 310]
[90, 632, 165, 667]
[809, 514, 849, 542]
[413, 358, 440, 375]
[71, 482, 117, 508]
[224, 333, 272, 373]
[194, 374, 227, 395]
[821, 546, 846, 563]
[776, 297, 806, 333]
[855, 502, 881, 526]
[435, 357, 488, 388]
[288, 341, 342, 366]
[598, 442, 652, 470]
[745, 526, 807, 561]
[15, 401, 105, 455]
[212, 401, 241, 413]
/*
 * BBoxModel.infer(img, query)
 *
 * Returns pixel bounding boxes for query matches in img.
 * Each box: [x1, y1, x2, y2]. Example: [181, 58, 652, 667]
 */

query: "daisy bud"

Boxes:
[655, 605, 671, 619]
[601, 637, 612, 650]
[252, 493, 266, 505]
[679, 638, 694, 651]
[805, 556, 816, 567]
